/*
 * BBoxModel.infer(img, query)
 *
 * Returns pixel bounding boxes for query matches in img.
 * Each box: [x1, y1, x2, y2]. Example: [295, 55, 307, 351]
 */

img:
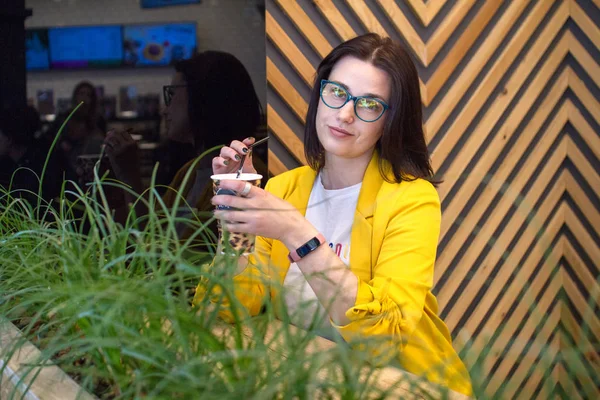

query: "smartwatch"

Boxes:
[288, 233, 326, 263]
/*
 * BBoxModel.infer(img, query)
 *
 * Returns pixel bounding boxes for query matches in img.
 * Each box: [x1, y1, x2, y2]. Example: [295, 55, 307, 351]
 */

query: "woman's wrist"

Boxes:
[281, 221, 320, 253]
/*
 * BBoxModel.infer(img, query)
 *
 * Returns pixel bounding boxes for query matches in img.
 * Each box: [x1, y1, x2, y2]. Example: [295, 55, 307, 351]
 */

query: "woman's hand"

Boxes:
[104, 129, 140, 182]
[211, 179, 318, 249]
[212, 137, 257, 176]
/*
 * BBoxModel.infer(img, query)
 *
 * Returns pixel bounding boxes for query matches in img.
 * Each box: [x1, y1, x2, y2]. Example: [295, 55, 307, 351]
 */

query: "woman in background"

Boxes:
[46, 81, 106, 181]
[105, 51, 266, 237]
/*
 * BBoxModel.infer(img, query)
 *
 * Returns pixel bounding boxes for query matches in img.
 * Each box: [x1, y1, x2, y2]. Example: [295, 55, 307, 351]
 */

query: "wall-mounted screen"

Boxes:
[48, 26, 123, 69]
[141, 0, 201, 8]
[25, 29, 50, 71]
[123, 23, 197, 67]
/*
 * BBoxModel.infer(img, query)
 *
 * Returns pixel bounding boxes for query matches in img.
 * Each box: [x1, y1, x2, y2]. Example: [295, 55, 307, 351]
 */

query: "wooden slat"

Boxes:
[567, 137, 600, 204]
[556, 299, 599, 400]
[439, 124, 568, 328]
[456, 169, 567, 358]
[0, 321, 95, 400]
[376, 0, 427, 62]
[267, 104, 307, 165]
[564, 174, 600, 240]
[561, 261, 600, 344]
[406, 0, 429, 26]
[569, 30, 600, 89]
[569, 68, 600, 126]
[275, 0, 333, 58]
[346, 0, 390, 38]
[484, 264, 563, 396]
[423, 0, 504, 105]
[569, 107, 600, 172]
[571, 0, 600, 52]
[517, 334, 562, 400]
[436, 38, 569, 243]
[435, 68, 570, 304]
[535, 361, 563, 400]
[406, 0, 448, 27]
[268, 148, 288, 177]
[313, 0, 356, 41]
[267, 57, 308, 123]
[428, 0, 556, 152]
[266, 11, 315, 86]
[426, 0, 476, 63]
[557, 363, 586, 400]
[563, 270, 600, 346]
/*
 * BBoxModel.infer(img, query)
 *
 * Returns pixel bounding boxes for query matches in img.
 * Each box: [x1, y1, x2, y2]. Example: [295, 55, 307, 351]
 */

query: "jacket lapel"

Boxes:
[350, 152, 383, 281]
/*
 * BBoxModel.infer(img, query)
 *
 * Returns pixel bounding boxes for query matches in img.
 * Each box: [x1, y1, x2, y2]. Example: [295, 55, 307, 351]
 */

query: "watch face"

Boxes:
[298, 238, 320, 257]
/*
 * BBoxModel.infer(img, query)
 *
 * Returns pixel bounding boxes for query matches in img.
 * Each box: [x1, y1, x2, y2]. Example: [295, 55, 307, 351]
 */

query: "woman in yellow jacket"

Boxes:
[201, 33, 473, 396]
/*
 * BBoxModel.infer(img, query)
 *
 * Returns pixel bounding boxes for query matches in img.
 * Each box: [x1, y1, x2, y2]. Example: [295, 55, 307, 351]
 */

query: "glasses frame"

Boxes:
[319, 79, 390, 123]
[163, 84, 190, 107]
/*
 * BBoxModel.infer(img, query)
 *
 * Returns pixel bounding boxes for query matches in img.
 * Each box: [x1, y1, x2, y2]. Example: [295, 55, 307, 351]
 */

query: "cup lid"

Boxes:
[211, 173, 262, 181]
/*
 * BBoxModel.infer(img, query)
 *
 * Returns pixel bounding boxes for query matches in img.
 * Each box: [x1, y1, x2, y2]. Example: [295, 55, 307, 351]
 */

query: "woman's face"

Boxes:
[74, 85, 94, 114]
[315, 56, 391, 163]
[164, 72, 193, 145]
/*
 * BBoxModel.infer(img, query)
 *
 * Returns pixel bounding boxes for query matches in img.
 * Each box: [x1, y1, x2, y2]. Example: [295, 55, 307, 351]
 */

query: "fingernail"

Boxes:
[242, 148, 248, 154]
[235, 155, 241, 161]
[248, 137, 255, 141]
[223, 160, 230, 166]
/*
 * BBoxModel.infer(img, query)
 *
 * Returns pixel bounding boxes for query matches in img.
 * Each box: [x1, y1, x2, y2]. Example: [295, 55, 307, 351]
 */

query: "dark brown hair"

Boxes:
[71, 81, 99, 131]
[175, 51, 262, 153]
[304, 33, 434, 184]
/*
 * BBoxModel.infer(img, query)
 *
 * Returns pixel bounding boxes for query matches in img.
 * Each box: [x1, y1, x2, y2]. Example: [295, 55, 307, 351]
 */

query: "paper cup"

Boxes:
[211, 173, 262, 255]
[76, 154, 110, 187]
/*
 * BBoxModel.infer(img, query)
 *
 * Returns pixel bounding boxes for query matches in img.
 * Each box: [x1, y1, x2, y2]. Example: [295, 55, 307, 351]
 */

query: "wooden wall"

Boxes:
[266, 0, 600, 398]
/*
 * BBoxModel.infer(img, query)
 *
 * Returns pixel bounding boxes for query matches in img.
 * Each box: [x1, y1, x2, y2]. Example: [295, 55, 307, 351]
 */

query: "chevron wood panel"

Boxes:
[266, 0, 600, 398]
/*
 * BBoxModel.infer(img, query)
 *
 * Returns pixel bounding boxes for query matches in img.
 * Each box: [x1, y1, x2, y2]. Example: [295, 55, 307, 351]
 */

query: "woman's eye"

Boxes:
[332, 87, 347, 98]
[359, 98, 380, 110]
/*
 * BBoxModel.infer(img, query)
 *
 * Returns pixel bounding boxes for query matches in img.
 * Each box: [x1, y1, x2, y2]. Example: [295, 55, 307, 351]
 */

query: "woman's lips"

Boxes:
[328, 126, 353, 138]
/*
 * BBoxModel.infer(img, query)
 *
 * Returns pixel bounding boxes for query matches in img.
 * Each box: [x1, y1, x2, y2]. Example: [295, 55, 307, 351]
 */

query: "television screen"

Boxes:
[141, 0, 200, 9]
[123, 23, 196, 67]
[49, 26, 123, 69]
[25, 29, 50, 71]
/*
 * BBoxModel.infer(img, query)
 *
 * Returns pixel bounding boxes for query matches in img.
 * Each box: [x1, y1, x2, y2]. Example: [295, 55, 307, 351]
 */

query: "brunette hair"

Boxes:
[71, 81, 99, 131]
[304, 33, 434, 183]
[174, 51, 262, 153]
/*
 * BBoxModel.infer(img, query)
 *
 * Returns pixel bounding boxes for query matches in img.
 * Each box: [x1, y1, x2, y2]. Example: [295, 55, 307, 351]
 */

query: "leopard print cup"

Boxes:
[211, 173, 262, 255]
[76, 154, 110, 188]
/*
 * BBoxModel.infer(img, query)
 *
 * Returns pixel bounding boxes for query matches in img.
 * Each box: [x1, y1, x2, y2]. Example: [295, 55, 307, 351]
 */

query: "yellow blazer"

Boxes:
[195, 152, 473, 396]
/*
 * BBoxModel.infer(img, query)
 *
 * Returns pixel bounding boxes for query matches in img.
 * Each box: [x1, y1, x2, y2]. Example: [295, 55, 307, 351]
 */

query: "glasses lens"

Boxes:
[356, 97, 385, 122]
[321, 82, 348, 108]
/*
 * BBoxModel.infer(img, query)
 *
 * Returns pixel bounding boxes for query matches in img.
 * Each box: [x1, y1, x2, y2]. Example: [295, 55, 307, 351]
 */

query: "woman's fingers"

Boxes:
[242, 137, 256, 147]
[219, 146, 243, 163]
[229, 140, 250, 156]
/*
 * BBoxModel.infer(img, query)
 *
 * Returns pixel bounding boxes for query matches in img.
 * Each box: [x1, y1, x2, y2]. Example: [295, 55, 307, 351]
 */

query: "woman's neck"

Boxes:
[320, 149, 373, 190]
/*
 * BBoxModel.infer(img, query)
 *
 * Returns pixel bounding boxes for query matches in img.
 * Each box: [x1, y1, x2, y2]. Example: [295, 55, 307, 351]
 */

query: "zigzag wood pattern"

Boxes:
[265, 0, 600, 398]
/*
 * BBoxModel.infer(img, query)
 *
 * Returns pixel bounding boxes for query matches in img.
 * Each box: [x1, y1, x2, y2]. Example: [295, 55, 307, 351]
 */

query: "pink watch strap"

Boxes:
[287, 233, 326, 263]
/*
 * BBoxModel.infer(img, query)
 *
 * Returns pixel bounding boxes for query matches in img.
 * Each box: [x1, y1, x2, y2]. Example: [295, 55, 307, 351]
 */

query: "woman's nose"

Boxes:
[337, 100, 355, 123]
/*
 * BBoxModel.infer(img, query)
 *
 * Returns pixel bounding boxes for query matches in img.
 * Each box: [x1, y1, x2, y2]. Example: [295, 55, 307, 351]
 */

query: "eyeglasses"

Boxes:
[163, 84, 189, 107]
[319, 79, 390, 123]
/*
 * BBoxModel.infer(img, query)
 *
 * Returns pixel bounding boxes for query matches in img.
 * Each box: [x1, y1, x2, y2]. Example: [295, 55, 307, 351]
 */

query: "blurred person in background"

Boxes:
[45, 81, 106, 181]
[104, 51, 266, 237]
[0, 105, 63, 204]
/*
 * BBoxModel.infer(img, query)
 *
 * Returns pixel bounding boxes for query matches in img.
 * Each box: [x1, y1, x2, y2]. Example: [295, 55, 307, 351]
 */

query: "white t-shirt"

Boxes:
[281, 173, 362, 339]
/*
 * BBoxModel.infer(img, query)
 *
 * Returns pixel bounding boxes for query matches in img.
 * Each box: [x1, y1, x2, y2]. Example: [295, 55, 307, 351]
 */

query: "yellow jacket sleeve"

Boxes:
[332, 180, 440, 352]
